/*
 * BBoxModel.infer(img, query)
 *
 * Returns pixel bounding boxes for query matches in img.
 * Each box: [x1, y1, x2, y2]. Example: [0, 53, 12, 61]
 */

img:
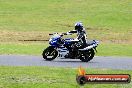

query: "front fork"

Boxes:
[93, 47, 97, 52]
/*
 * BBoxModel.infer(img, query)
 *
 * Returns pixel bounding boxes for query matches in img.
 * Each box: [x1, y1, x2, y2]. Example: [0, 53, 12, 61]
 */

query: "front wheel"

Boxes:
[80, 49, 95, 62]
[42, 46, 58, 61]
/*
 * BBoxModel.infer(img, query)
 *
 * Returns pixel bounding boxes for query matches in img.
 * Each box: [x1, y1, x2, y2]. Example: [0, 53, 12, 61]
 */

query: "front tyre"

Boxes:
[80, 49, 95, 62]
[42, 46, 58, 61]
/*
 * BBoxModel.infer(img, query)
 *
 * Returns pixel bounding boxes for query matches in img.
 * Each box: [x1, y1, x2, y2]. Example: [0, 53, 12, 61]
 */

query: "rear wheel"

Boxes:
[42, 46, 58, 61]
[80, 49, 95, 62]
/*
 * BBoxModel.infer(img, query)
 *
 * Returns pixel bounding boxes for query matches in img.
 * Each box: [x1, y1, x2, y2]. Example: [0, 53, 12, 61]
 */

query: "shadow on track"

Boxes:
[43, 59, 98, 63]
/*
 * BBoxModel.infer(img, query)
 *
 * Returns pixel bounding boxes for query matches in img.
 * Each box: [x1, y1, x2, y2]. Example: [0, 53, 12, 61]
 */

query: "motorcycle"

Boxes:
[42, 33, 99, 62]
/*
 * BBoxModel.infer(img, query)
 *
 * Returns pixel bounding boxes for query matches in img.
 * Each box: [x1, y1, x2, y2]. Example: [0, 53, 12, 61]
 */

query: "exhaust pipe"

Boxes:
[79, 44, 97, 51]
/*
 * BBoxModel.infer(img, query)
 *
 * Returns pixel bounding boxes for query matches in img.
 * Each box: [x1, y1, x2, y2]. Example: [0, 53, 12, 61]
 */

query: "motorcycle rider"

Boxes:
[67, 22, 87, 47]
[65, 22, 88, 58]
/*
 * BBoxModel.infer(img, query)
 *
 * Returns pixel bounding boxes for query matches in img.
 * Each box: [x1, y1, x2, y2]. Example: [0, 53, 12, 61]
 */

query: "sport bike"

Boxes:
[42, 33, 99, 62]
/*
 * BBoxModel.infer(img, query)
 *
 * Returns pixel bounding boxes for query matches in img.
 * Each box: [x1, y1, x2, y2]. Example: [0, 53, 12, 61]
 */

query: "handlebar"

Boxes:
[49, 33, 67, 36]
[49, 34, 53, 35]
[49, 33, 58, 35]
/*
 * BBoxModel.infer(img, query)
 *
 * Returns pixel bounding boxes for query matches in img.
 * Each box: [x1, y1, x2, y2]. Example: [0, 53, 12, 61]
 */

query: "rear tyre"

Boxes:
[42, 46, 58, 61]
[80, 49, 95, 62]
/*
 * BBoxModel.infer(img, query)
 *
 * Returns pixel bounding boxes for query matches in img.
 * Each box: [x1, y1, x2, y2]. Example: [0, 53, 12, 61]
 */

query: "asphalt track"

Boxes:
[0, 55, 132, 70]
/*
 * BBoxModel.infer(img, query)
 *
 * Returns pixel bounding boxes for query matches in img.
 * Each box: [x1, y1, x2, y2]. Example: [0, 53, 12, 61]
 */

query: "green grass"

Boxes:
[0, 43, 47, 55]
[0, 1, 131, 88]
[0, 0, 131, 31]
[97, 44, 132, 56]
[0, 43, 132, 57]
[0, 0, 131, 56]
[0, 66, 132, 88]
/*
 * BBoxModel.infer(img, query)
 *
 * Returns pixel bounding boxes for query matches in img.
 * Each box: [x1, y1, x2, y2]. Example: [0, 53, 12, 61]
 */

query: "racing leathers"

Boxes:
[67, 28, 87, 47]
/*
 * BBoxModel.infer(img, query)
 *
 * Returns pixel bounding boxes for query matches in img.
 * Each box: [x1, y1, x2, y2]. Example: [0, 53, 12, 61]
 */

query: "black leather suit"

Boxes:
[68, 28, 87, 47]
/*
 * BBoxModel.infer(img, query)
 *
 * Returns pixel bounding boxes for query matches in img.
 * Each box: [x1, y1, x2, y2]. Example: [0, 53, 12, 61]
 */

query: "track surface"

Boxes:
[0, 55, 132, 70]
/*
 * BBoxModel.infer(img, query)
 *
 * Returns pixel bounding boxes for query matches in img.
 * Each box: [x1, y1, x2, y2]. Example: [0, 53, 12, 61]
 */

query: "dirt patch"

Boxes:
[0, 30, 50, 42]
[0, 29, 132, 44]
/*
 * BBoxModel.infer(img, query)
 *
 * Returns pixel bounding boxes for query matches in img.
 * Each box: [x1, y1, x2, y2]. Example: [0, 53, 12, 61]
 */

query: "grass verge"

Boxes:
[97, 43, 132, 57]
[0, 66, 131, 88]
[0, 43, 132, 57]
